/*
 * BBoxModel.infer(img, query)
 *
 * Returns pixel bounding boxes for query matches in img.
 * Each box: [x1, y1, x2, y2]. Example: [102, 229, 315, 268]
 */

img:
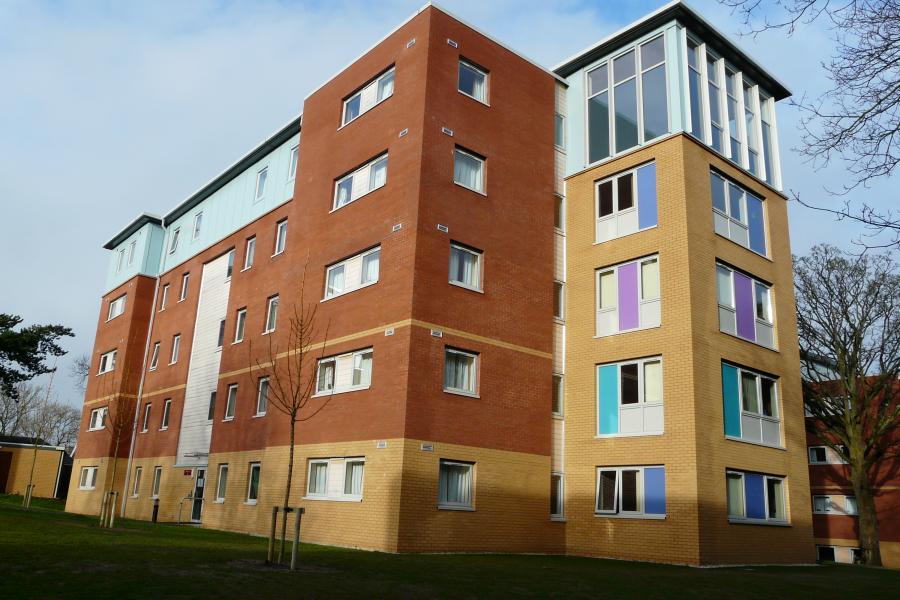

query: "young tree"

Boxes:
[69, 353, 91, 394]
[249, 262, 331, 563]
[721, 0, 900, 249]
[18, 364, 58, 509]
[0, 314, 73, 399]
[96, 355, 138, 522]
[796, 244, 900, 566]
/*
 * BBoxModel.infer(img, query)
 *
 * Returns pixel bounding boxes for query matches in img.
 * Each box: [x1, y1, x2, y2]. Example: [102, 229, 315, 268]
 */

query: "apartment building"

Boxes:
[67, 2, 814, 564]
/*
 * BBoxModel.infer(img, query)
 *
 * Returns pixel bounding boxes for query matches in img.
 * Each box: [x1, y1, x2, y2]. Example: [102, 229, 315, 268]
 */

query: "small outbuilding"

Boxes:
[0, 435, 68, 499]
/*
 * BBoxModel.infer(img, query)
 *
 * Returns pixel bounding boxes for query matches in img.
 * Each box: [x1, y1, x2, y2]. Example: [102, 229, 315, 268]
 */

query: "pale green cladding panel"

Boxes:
[103, 222, 165, 294]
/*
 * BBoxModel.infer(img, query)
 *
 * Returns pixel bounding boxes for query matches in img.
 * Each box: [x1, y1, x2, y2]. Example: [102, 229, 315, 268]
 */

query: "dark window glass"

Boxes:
[598, 180, 614, 217]
[598, 470, 617, 511]
[641, 65, 667, 140]
[621, 470, 638, 511]
[761, 379, 776, 417]
[817, 546, 836, 562]
[207, 392, 216, 420]
[614, 78, 639, 152]
[588, 92, 610, 163]
[711, 174, 727, 212]
[617, 173, 634, 210]
[621, 363, 639, 404]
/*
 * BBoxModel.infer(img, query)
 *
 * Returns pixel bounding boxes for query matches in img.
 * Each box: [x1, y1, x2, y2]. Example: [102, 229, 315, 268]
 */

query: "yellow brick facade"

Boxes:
[562, 134, 814, 565]
[66, 456, 130, 516]
[1, 445, 63, 498]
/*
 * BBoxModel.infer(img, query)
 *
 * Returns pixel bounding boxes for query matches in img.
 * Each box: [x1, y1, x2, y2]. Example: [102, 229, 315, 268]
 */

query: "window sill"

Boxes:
[232, 339, 244, 345]
[87, 428, 104, 433]
[725, 435, 784, 451]
[312, 385, 371, 398]
[321, 280, 378, 302]
[449, 281, 483, 294]
[728, 517, 790, 527]
[453, 181, 487, 197]
[240, 266, 252, 273]
[718, 329, 778, 352]
[552, 413, 564, 420]
[159, 427, 168, 432]
[271, 251, 285, 259]
[222, 417, 234, 422]
[458, 90, 490, 107]
[438, 504, 475, 512]
[554, 227, 566, 236]
[302, 495, 363, 503]
[245, 500, 258, 506]
[79, 487, 96, 492]
[443, 389, 480, 399]
[214, 499, 225, 504]
[713, 228, 772, 263]
[262, 330, 274, 336]
[149, 367, 158, 372]
[595, 431, 664, 439]
[554, 317, 565, 325]
[252, 413, 266, 419]
[594, 513, 666, 520]
[130, 494, 139, 499]
[550, 516, 566, 522]
[337, 95, 392, 132]
[593, 323, 661, 339]
[593, 224, 658, 246]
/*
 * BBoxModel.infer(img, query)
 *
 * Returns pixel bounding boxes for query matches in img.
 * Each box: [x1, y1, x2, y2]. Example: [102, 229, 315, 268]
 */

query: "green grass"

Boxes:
[0, 493, 66, 512]
[1, 500, 898, 599]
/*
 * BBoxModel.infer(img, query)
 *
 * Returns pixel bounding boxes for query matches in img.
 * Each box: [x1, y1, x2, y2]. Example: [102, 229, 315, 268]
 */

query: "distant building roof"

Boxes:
[0, 434, 50, 446]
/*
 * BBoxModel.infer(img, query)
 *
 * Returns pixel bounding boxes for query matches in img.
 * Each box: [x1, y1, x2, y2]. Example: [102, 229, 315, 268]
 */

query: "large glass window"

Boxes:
[306, 457, 365, 500]
[725, 470, 786, 523]
[597, 357, 664, 436]
[687, 38, 703, 139]
[453, 148, 485, 193]
[458, 60, 487, 103]
[333, 154, 388, 210]
[444, 348, 478, 396]
[438, 460, 474, 509]
[596, 255, 661, 337]
[449, 244, 482, 291]
[722, 363, 781, 447]
[342, 67, 395, 125]
[707, 56, 724, 152]
[716, 263, 775, 348]
[324, 246, 380, 299]
[710, 172, 767, 256]
[595, 466, 666, 517]
[595, 162, 658, 243]
[315, 348, 373, 395]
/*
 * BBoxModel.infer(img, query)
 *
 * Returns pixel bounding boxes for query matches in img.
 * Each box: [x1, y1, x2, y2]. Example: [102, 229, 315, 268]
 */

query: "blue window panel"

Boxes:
[637, 162, 658, 229]
[747, 194, 766, 255]
[644, 467, 666, 515]
[722, 363, 741, 438]
[744, 474, 766, 519]
[598, 365, 619, 434]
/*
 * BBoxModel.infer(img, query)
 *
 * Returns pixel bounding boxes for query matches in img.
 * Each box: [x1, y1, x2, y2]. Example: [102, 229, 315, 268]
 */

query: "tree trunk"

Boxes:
[24, 442, 39, 509]
[279, 419, 296, 564]
[849, 462, 882, 566]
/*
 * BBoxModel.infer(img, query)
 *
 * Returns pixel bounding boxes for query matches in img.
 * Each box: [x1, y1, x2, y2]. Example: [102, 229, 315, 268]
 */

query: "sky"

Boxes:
[0, 0, 896, 408]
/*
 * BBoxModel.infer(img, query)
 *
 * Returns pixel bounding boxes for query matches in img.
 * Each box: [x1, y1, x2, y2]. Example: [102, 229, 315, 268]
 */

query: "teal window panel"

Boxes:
[598, 364, 619, 434]
[722, 363, 741, 438]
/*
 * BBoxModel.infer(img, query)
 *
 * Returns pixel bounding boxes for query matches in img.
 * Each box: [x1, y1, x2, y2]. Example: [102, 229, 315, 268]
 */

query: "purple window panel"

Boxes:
[733, 271, 756, 341]
[617, 261, 639, 331]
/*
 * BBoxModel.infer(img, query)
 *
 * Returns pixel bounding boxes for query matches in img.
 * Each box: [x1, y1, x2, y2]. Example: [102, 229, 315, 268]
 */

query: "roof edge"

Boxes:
[103, 213, 163, 250]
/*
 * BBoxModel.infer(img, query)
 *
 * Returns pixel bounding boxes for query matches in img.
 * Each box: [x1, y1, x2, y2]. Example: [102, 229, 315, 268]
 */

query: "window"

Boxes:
[595, 162, 657, 242]
[845, 496, 858, 515]
[707, 54, 725, 153]
[808, 446, 827, 464]
[324, 246, 380, 299]
[721, 363, 780, 447]
[438, 460, 474, 509]
[131, 467, 142, 497]
[79, 466, 98, 490]
[98, 350, 117, 374]
[159, 284, 169, 311]
[160, 399, 172, 430]
[333, 154, 388, 210]
[305, 457, 366, 500]
[255, 377, 268, 416]
[551, 473, 564, 518]
[596, 255, 660, 336]
[725, 68, 743, 163]
[817, 546, 836, 562]
[226, 250, 235, 279]
[149, 342, 160, 371]
[168, 228, 180, 254]
[744, 81, 761, 176]
[725, 470, 786, 523]
[548, 281, 563, 323]
[170, 334, 181, 364]
[224, 384, 237, 420]
[813, 495, 834, 514]
[554, 196, 565, 231]
[207, 391, 217, 421]
[128, 240, 136, 266]
[710, 172, 767, 256]
[192, 212, 203, 240]
[215, 464, 228, 503]
[342, 67, 395, 125]
[444, 348, 478, 396]
[716, 263, 775, 348]
[151, 466, 162, 498]
[273, 220, 287, 255]
[246, 463, 261, 504]
[555, 114, 566, 150]
[315, 348, 373, 395]
[458, 60, 487, 103]
[179, 273, 189, 302]
[453, 148, 484, 193]
[595, 466, 666, 517]
[807, 445, 847, 464]
[288, 145, 299, 180]
[107, 294, 126, 321]
[216, 320, 226, 350]
[264, 296, 278, 333]
[243, 237, 256, 270]
[141, 403, 151, 432]
[88, 407, 108, 431]
[449, 244, 482, 291]
[552, 374, 564, 417]
[597, 357, 663, 436]
[255, 167, 268, 202]
[234, 308, 247, 343]
[586, 35, 668, 163]
[760, 95, 778, 185]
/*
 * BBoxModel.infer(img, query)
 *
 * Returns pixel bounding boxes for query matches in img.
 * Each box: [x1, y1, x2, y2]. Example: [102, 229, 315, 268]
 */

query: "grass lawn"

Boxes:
[1, 496, 898, 599]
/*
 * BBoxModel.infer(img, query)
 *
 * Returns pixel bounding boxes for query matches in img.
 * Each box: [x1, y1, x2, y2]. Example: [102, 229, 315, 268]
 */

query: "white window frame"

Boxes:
[254, 166, 268, 202]
[448, 243, 483, 292]
[273, 220, 287, 256]
[160, 399, 172, 430]
[226, 249, 235, 279]
[170, 334, 181, 365]
[255, 377, 269, 417]
[79, 466, 99, 490]
[88, 407, 108, 431]
[150, 466, 162, 499]
[438, 459, 474, 510]
[726, 470, 788, 525]
[555, 113, 566, 151]
[168, 228, 180, 255]
[159, 284, 169, 311]
[117, 248, 125, 273]
[288, 145, 299, 180]
[215, 464, 228, 503]
[246, 462, 261, 504]
[453, 148, 485, 194]
[179, 273, 189, 302]
[149, 341, 160, 371]
[554, 281, 565, 321]
[715, 263, 775, 348]
[224, 384, 238, 421]
[127, 240, 136, 266]
[598, 357, 664, 438]
[314, 348, 373, 396]
[729, 366, 781, 448]
[323, 246, 380, 300]
[813, 495, 836, 514]
[192, 211, 203, 240]
[107, 294, 126, 321]
[551, 472, 565, 519]
[131, 466, 142, 497]
[264, 295, 278, 333]
[342, 67, 396, 126]
[552, 374, 564, 417]
[234, 308, 247, 344]
[332, 154, 388, 210]
[243, 236, 256, 270]
[458, 59, 488, 104]
[304, 457, 366, 501]
[141, 402, 151, 432]
[594, 466, 663, 519]
[595, 255, 661, 337]
[443, 347, 478, 397]
[98, 350, 117, 375]
[710, 171, 767, 256]
[594, 164, 655, 243]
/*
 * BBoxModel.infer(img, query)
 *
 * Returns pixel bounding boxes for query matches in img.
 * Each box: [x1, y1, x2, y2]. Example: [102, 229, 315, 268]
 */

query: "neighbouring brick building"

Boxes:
[67, 2, 815, 564]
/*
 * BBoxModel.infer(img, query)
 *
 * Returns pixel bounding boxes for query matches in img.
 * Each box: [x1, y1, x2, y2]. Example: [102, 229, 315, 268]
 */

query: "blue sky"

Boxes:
[0, 0, 895, 406]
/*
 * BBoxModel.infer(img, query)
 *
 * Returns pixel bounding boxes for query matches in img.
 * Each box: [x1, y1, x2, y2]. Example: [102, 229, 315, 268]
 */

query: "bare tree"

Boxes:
[721, 0, 900, 249]
[69, 354, 91, 394]
[43, 402, 80, 453]
[796, 244, 900, 566]
[0, 383, 41, 436]
[249, 260, 331, 564]
[18, 363, 58, 508]
[97, 359, 137, 515]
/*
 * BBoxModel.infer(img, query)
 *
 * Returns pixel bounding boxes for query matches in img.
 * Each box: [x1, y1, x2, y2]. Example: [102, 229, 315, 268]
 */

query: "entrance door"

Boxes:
[0, 452, 12, 493]
[191, 468, 205, 522]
